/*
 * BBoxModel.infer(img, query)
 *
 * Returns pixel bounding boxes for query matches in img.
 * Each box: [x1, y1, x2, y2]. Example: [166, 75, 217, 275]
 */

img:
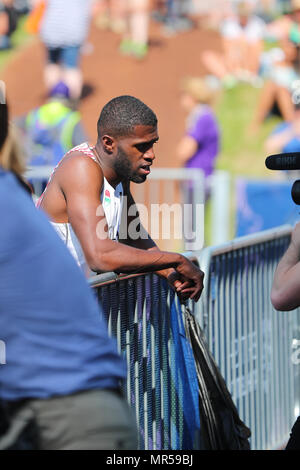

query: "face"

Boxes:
[113, 125, 159, 184]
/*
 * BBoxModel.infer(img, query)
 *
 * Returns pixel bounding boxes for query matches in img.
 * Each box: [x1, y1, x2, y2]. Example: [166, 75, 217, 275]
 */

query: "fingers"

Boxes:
[174, 280, 191, 292]
[179, 283, 204, 302]
[172, 262, 204, 302]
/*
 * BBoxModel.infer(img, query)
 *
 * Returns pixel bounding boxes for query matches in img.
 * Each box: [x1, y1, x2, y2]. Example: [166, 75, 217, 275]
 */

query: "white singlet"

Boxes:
[37, 142, 123, 276]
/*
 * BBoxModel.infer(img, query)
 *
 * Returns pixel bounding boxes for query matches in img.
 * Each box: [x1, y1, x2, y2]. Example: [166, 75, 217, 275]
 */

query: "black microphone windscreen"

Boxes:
[265, 153, 300, 170]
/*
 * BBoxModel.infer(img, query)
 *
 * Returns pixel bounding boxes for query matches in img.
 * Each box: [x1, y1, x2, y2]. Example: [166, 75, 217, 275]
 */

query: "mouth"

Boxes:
[139, 164, 151, 175]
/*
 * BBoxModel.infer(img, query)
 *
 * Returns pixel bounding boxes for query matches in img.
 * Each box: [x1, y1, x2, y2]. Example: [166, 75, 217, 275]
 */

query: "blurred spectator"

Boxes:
[94, 0, 127, 34]
[177, 76, 220, 198]
[265, 100, 300, 154]
[25, 0, 46, 35]
[152, 0, 194, 35]
[14, 81, 89, 167]
[254, 0, 282, 22]
[0, 120, 32, 193]
[250, 39, 300, 132]
[195, 0, 234, 31]
[161, 0, 194, 35]
[266, 0, 300, 43]
[39, 0, 94, 100]
[120, 0, 150, 60]
[202, 0, 266, 87]
[0, 0, 18, 50]
[14, 0, 30, 15]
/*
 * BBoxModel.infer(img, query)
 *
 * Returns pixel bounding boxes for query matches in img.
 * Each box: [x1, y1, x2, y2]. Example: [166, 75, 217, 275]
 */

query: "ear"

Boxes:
[101, 135, 116, 154]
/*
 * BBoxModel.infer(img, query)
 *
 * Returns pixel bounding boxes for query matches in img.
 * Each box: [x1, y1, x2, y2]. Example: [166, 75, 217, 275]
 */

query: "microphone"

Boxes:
[265, 153, 300, 170]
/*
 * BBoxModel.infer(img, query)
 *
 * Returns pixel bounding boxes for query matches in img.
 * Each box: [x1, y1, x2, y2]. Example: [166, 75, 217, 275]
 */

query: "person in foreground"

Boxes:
[37, 95, 204, 302]
[0, 102, 137, 450]
[271, 221, 300, 450]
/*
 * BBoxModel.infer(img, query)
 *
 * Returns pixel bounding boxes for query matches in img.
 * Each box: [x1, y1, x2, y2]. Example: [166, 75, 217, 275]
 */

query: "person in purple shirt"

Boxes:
[177, 76, 220, 198]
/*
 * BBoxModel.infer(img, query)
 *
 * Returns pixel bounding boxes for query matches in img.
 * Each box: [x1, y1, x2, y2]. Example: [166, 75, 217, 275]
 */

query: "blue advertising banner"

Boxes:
[236, 178, 300, 237]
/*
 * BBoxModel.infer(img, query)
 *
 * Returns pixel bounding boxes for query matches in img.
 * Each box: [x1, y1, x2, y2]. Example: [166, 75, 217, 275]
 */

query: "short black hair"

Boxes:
[0, 104, 8, 151]
[97, 95, 157, 140]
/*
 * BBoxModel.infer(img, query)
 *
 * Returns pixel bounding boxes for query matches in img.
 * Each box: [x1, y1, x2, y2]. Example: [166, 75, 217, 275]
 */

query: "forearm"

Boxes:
[271, 241, 300, 310]
[146, 245, 176, 279]
[120, 224, 174, 278]
[87, 238, 183, 274]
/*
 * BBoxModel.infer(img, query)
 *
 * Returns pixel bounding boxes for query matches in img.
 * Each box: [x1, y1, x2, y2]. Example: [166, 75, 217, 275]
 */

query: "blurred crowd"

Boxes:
[3, 0, 300, 189]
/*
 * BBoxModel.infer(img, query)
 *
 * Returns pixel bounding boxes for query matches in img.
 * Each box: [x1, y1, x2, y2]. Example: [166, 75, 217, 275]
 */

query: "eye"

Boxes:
[135, 140, 158, 153]
[135, 142, 152, 153]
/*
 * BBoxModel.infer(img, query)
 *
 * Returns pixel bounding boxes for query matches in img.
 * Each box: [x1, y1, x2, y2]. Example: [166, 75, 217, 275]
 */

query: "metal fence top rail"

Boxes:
[197, 225, 293, 305]
[88, 252, 201, 288]
[201, 224, 292, 258]
[88, 226, 292, 289]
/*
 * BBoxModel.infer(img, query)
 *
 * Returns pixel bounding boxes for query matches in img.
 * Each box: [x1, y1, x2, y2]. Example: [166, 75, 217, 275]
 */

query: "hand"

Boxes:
[174, 257, 205, 302]
[166, 270, 195, 303]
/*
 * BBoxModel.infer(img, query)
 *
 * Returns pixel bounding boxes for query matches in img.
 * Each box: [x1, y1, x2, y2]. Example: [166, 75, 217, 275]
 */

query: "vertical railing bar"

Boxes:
[236, 249, 243, 419]
[252, 245, 261, 449]
[247, 245, 255, 449]
[134, 301, 140, 446]
[151, 321, 156, 450]
[142, 293, 148, 450]
[229, 252, 237, 403]
[219, 256, 226, 380]
[224, 252, 232, 393]
[241, 247, 250, 430]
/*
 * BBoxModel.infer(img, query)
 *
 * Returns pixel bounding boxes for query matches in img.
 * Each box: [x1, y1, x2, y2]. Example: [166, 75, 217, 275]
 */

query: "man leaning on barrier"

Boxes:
[271, 221, 300, 450]
[0, 102, 137, 450]
[37, 95, 204, 302]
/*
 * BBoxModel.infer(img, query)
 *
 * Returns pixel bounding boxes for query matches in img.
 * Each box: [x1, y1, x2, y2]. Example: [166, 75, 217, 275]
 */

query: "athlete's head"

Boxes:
[97, 95, 157, 140]
[97, 96, 159, 183]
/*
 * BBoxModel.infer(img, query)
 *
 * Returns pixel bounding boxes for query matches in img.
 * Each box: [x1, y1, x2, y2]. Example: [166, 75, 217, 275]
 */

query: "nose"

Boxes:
[144, 146, 155, 161]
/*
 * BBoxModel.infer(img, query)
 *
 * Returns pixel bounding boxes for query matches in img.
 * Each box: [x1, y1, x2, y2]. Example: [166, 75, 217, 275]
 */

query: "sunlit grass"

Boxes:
[216, 82, 281, 178]
[204, 82, 284, 244]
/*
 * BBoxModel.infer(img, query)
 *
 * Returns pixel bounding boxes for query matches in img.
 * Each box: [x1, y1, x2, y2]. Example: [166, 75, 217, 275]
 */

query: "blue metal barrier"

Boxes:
[90, 272, 201, 450]
[90, 225, 300, 450]
[198, 225, 300, 450]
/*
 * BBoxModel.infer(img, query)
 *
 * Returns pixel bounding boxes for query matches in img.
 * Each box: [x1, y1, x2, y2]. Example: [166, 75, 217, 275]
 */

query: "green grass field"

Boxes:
[216, 83, 281, 178]
[205, 82, 284, 243]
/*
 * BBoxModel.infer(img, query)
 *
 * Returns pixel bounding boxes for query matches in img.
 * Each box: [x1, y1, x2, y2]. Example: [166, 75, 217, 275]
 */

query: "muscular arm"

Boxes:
[271, 223, 300, 311]
[58, 156, 204, 300]
[120, 183, 199, 299]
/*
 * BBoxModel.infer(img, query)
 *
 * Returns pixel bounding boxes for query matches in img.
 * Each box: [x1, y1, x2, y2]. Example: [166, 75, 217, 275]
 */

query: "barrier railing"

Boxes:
[197, 225, 300, 450]
[90, 225, 300, 450]
[89, 267, 201, 450]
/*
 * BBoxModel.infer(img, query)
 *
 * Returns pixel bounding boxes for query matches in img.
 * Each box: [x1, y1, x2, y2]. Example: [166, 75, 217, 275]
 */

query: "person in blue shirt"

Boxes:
[0, 102, 137, 450]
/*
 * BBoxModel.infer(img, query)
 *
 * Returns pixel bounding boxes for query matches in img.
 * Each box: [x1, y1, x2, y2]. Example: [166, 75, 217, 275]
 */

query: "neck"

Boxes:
[94, 142, 121, 188]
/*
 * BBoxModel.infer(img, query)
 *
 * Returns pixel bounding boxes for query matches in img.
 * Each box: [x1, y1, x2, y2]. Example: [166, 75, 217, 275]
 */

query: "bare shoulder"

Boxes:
[56, 150, 104, 192]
